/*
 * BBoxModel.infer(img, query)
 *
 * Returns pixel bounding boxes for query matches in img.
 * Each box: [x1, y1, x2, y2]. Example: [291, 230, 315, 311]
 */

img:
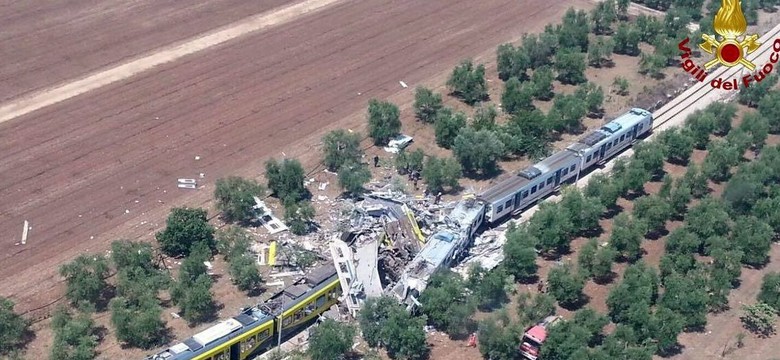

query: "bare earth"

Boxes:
[0, 0, 298, 103]
[0, 0, 590, 325]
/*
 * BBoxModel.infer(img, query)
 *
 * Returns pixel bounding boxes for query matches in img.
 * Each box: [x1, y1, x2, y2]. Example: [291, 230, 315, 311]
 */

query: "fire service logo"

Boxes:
[678, 0, 780, 90]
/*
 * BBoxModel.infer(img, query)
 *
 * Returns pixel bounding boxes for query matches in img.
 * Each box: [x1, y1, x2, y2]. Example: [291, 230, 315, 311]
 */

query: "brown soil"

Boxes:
[0, 0, 300, 103]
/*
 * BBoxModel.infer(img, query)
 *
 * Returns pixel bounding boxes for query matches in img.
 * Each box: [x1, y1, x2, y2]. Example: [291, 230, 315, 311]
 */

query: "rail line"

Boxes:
[650, 25, 780, 131]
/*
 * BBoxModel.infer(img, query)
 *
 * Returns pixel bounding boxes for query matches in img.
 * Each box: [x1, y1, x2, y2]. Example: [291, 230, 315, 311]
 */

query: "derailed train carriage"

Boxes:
[145, 265, 340, 360]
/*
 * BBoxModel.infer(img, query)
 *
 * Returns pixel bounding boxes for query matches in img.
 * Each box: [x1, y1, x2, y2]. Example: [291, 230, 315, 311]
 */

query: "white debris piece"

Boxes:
[125, 209, 130, 214]
[178, 184, 197, 189]
[399, 81, 408, 88]
[204, 261, 213, 270]
[21, 220, 29, 245]
[194, 156, 201, 160]
[383, 134, 413, 153]
[270, 271, 303, 278]
[318, 182, 329, 191]
[253, 197, 288, 234]
[317, 195, 328, 201]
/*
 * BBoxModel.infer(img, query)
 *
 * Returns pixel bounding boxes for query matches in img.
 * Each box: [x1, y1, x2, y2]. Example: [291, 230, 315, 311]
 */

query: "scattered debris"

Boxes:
[254, 197, 288, 234]
[178, 178, 198, 189]
[194, 156, 201, 161]
[21, 220, 29, 245]
[383, 134, 413, 154]
[265, 281, 285, 288]
[399, 81, 408, 88]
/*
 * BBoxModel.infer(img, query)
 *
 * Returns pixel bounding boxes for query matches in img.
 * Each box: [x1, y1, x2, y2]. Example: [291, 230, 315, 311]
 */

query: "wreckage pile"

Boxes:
[248, 174, 511, 317]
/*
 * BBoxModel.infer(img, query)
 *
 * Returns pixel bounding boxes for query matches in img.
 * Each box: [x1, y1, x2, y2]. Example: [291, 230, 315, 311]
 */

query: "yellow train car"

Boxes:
[145, 265, 341, 360]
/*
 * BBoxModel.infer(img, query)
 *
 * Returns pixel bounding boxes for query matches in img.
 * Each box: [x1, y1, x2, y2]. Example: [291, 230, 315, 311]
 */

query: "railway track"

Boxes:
[456, 24, 780, 271]
[651, 24, 780, 132]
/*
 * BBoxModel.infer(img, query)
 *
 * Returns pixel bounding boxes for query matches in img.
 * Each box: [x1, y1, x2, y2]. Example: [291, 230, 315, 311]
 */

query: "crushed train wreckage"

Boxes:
[323, 189, 497, 313]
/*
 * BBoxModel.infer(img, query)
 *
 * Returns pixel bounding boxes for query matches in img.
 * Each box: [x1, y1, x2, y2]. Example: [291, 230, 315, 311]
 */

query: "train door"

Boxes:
[230, 342, 240, 360]
[514, 192, 523, 211]
[598, 144, 606, 161]
[554, 169, 562, 187]
[631, 125, 639, 140]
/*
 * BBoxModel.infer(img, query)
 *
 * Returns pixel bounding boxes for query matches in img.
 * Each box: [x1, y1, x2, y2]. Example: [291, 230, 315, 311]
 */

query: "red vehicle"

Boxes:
[519, 316, 561, 360]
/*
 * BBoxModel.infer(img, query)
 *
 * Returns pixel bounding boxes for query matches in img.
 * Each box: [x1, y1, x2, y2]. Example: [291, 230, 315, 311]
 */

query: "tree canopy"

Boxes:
[0, 298, 28, 355]
[50, 307, 99, 360]
[413, 87, 443, 123]
[338, 161, 372, 196]
[447, 60, 488, 105]
[422, 155, 462, 194]
[265, 158, 307, 204]
[358, 297, 428, 359]
[367, 99, 402, 146]
[452, 127, 506, 176]
[156, 207, 215, 257]
[59, 255, 110, 308]
[322, 129, 363, 172]
[214, 176, 265, 223]
[308, 319, 356, 360]
[419, 270, 475, 337]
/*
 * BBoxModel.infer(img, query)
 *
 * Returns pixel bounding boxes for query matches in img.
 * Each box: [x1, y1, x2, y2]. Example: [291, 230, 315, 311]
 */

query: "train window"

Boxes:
[306, 302, 315, 314]
[283, 316, 292, 327]
[562, 168, 568, 176]
[620, 134, 625, 142]
[259, 329, 270, 340]
[531, 185, 537, 194]
[586, 154, 592, 162]
[613, 140, 618, 146]
[497, 205, 503, 213]
[242, 335, 257, 353]
[606, 143, 612, 150]
[316, 295, 326, 307]
[505, 200, 512, 209]
[216, 352, 228, 360]
[570, 165, 576, 172]
[522, 190, 528, 198]
[295, 309, 304, 321]
[539, 181, 544, 189]
[547, 177, 553, 185]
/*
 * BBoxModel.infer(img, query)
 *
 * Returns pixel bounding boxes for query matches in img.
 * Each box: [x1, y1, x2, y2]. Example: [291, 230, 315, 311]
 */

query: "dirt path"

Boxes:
[0, 0, 347, 124]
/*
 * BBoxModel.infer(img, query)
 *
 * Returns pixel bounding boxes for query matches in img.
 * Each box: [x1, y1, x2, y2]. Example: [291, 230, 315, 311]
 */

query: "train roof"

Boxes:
[569, 108, 651, 152]
[271, 266, 338, 313]
[146, 264, 338, 360]
[479, 150, 579, 203]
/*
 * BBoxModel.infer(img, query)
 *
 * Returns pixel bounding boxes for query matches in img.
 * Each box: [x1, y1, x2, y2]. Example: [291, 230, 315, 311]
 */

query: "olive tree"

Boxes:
[367, 99, 401, 146]
[214, 176, 265, 223]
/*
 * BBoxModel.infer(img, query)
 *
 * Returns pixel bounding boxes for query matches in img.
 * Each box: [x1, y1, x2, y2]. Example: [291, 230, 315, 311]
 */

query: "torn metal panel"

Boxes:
[253, 197, 288, 234]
